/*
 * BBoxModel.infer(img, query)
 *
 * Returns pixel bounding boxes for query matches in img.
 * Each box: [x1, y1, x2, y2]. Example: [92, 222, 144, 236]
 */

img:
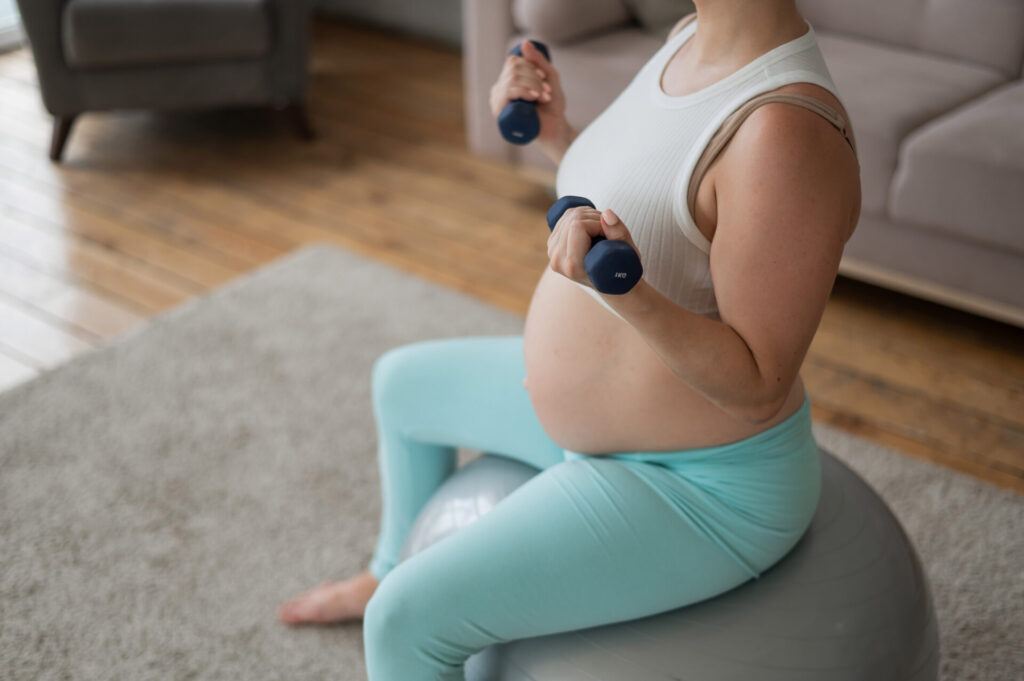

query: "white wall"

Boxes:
[0, 0, 23, 52]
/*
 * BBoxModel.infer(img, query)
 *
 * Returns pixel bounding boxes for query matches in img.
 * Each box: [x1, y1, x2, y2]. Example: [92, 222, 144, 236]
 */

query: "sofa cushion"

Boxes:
[62, 0, 272, 70]
[622, 0, 696, 37]
[797, 0, 1024, 79]
[512, 0, 631, 45]
[889, 81, 1024, 255]
[815, 31, 1006, 215]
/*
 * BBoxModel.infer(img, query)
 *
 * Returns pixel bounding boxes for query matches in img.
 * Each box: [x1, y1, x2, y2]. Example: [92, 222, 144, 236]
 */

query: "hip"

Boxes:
[563, 392, 822, 576]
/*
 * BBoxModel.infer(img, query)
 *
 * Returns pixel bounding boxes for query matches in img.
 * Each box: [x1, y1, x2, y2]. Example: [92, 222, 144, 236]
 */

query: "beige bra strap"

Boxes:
[686, 92, 858, 222]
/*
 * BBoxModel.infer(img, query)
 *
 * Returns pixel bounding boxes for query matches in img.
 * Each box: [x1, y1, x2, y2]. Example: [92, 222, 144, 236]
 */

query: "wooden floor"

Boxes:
[0, 19, 1021, 494]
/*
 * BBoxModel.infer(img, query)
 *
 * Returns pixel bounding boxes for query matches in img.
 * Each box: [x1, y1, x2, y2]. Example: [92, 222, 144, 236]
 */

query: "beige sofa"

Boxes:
[462, 0, 1024, 327]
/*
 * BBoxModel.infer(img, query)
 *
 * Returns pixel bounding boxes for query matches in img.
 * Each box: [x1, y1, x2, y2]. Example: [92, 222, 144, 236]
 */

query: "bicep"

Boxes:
[708, 107, 857, 389]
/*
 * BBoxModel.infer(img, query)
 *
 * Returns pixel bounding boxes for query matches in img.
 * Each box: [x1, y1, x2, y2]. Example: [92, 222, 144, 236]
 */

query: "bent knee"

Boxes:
[364, 561, 444, 640]
[371, 342, 430, 399]
[371, 336, 523, 413]
[370, 342, 445, 416]
[372, 338, 502, 392]
[363, 564, 472, 669]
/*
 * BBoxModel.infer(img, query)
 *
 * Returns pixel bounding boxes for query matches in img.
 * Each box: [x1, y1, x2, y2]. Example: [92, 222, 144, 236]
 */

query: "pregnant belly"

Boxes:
[522, 267, 805, 454]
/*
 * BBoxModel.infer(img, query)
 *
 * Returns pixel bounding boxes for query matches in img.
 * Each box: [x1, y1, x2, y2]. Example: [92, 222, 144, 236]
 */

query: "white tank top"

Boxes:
[555, 18, 844, 322]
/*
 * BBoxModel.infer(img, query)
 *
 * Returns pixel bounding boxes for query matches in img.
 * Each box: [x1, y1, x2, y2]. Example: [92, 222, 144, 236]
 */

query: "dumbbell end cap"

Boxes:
[585, 241, 643, 295]
[498, 101, 540, 145]
[509, 40, 550, 63]
[546, 195, 595, 230]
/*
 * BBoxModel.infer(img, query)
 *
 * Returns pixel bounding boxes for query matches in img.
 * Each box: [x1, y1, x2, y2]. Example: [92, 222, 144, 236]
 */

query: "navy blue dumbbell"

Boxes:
[498, 40, 551, 145]
[546, 196, 643, 295]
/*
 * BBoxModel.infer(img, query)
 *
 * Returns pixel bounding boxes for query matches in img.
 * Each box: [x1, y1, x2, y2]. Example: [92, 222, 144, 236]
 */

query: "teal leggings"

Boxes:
[363, 335, 821, 681]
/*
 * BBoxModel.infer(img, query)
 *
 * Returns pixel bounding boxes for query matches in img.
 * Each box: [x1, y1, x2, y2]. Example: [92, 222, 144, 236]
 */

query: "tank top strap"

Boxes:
[686, 91, 859, 222]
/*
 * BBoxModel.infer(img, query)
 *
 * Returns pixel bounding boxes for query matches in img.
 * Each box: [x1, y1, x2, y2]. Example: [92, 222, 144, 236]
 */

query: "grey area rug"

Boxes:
[1, 244, 1021, 681]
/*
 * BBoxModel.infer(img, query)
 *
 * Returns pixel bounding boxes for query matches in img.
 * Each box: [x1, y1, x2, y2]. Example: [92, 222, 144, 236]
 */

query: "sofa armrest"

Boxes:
[462, 0, 517, 163]
[512, 0, 631, 45]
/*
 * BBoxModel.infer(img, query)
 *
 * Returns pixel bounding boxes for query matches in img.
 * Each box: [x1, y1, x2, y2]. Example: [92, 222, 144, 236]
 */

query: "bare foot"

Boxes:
[278, 570, 380, 625]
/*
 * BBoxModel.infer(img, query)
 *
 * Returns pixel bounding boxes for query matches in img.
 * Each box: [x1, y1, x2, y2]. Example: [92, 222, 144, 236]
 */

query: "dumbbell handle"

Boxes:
[546, 196, 643, 295]
[498, 41, 550, 145]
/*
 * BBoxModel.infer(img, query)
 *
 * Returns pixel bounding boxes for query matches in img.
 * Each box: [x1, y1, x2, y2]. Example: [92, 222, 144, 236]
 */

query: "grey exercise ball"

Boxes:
[398, 454, 540, 563]
[398, 449, 940, 681]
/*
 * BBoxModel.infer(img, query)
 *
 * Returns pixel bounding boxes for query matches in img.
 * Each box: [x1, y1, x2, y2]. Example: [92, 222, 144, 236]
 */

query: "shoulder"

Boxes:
[716, 83, 861, 241]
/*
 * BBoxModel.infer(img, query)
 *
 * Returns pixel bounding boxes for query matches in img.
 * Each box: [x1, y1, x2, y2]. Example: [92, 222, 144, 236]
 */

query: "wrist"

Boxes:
[538, 118, 576, 162]
[600, 277, 657, 317]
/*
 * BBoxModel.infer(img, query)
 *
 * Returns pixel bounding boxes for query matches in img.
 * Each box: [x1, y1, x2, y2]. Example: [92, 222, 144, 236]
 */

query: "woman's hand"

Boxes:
[547, 206, 640, 290]
[489, 41, 575, 161]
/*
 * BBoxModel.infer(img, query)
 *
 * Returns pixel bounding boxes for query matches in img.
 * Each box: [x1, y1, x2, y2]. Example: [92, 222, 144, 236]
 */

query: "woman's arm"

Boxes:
[489, 40, 575, 166]
[537, 119, 578, 165]
[551, 103, 859, 424]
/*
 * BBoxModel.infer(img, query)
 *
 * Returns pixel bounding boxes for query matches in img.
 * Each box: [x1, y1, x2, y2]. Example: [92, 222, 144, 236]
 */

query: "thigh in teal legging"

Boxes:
[363, 335, 821, 681]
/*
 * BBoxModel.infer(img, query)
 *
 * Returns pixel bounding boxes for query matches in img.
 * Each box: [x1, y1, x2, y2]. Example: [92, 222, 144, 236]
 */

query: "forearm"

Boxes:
[537, 118, 578, 165]
[600, 279, 786, 424]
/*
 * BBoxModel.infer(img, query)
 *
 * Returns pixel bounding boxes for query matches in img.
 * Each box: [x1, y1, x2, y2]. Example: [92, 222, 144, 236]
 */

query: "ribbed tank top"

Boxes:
[555, 18, 844, 322]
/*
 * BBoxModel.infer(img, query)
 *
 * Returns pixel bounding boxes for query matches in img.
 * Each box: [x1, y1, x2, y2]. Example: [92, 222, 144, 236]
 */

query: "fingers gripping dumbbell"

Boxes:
[498, 41, 551, 145]
[546, 196, 643, 295]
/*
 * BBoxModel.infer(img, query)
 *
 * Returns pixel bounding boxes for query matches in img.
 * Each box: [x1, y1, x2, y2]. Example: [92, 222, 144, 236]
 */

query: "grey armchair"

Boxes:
[15, 0, 314, 161]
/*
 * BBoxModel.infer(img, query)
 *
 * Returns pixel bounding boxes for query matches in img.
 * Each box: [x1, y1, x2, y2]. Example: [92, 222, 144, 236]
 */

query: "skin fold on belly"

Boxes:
[522, 267, 806, 455]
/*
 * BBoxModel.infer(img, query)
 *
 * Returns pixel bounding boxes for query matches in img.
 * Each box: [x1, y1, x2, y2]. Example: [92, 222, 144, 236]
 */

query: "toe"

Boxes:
[278, 597, 308, 624]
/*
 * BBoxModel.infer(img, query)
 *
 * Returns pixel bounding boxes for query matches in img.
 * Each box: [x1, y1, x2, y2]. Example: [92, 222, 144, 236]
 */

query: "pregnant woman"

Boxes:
[279, 1, 861, 679]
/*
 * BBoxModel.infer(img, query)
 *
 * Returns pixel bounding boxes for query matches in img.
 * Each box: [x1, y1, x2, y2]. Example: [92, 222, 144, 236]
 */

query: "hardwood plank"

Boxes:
[804, 355, 1024, 476]
[0, 87, 544, 307]
[0, 138, 287, 271]
[0, 296, 94, 368]
[0, 215, 192, 313]
[0, 248, 67, 303]
[5, 108, 550, 262]
[810, 401, 1024, 495]
[0, 101, 292, 267]
[822, 277, 1024, 385]
[0, 250, 143, 339]
[0, 350, 38, 393]
[0, 112, 424, 279]
[0, 166, 242, 290]
[0, 118, 305, 255]
[7, 123, 535, 312]
[39, 128, 545, 306]
[37, 287, 145, 340]
[809, 320, 1024, 429]
[0, 49, 35, 82]
[0, 58, 547, 212]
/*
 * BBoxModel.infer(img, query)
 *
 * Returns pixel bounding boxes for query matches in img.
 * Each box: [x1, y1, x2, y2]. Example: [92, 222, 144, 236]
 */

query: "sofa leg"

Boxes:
[50, 115, 77, 162]
[281, 101, 315, 141]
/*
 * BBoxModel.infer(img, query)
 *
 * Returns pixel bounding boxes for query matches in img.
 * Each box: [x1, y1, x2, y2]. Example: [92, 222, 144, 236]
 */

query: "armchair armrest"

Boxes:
[15, 0, 81, 115]
[262, 0, 312, 105]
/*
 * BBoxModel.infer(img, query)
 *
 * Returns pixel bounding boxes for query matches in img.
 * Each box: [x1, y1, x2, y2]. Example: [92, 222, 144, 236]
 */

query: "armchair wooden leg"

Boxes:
[50, 115, 78, 162]
[281, 101, 315, 141]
